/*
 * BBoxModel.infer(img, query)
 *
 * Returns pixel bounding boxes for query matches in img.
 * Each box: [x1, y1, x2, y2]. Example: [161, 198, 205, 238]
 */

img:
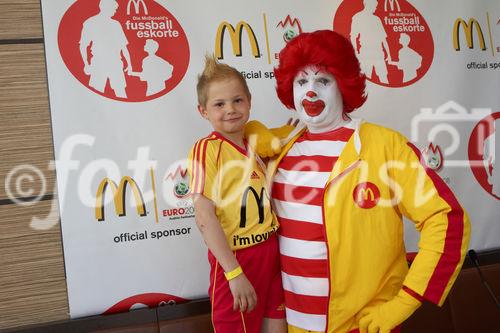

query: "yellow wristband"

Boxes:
[224, 266, 243, 281]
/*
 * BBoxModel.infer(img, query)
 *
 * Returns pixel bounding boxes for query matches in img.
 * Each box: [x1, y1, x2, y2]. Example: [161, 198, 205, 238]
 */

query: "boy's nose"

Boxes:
[306, 91, 317, 98]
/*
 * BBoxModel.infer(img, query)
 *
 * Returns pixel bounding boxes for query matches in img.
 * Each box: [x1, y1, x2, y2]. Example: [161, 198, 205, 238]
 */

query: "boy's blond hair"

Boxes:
[196, 55, 251, 108]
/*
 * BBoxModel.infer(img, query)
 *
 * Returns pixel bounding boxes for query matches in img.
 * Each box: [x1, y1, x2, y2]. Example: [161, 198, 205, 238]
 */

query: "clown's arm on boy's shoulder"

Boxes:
[358, 131, 470, 333]
[188, 141, 257, 313]
[244, 120, 296, 158]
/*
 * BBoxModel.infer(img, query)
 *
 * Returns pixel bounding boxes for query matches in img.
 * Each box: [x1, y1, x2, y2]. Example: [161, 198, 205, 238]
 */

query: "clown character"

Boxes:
[246, 30, 470, 333]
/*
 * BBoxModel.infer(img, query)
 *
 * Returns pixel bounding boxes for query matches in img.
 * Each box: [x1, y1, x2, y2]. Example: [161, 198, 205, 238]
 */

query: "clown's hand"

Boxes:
[271, 118, 297, 140]
[245, 120, 282, 158]
[358, 290, 421, 333]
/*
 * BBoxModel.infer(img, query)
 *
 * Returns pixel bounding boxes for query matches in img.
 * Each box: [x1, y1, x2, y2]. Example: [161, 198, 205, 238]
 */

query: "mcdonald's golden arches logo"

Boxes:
[127, 0, 148, 15]
[215, 21, 261, 59]
[95, 176, 147, 221]
[239, 186, 266, 228]
[453, 18, 487, 51]
[353, 182, 380, 209]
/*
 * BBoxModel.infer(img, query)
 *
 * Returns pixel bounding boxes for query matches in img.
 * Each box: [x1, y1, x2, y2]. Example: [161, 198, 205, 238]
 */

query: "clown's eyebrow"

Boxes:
[314, 69, 320, 75]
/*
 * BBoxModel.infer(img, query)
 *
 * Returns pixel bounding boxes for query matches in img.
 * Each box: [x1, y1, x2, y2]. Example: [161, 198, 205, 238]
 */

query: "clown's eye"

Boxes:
[318, 77, 330, 85]
[296, 78, 307, 86]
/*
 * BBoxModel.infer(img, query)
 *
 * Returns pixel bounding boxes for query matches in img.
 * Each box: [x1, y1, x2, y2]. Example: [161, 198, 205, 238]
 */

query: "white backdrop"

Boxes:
[40, 0, 500, 318]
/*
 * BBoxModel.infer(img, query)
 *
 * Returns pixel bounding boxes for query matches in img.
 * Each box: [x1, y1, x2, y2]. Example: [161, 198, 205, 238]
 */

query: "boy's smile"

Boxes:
[198, 77, 251, 146]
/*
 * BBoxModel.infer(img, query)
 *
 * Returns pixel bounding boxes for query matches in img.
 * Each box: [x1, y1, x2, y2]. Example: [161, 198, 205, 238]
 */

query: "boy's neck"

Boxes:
[217, 131, 245, 150]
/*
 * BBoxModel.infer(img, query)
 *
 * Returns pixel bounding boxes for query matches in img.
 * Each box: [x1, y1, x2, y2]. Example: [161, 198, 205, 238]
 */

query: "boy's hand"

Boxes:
[357, 290, 421, 333]
[228, 273, 257, 313]
[245, 120, 281, 158]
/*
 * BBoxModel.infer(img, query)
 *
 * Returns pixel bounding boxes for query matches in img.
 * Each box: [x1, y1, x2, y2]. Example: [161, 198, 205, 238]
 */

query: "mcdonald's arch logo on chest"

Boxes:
[353, 182, 381, 209]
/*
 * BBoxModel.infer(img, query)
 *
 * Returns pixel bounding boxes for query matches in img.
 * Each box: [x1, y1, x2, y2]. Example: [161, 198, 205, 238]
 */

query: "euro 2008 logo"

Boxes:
[174, 181, 189, 198]
[58, 0, 190, 102]
[333, 0, 434, 87]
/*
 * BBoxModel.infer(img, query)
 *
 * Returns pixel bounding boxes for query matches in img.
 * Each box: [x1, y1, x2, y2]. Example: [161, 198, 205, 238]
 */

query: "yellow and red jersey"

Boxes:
[188, 131, 278, 251]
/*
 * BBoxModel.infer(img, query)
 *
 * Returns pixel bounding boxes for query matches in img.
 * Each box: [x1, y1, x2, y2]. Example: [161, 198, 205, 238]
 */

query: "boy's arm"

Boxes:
[193, 194, 257, 313]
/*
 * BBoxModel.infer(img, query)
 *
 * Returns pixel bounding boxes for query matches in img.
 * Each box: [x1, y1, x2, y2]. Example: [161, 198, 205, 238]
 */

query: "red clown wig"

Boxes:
[274, 30, 367, 113]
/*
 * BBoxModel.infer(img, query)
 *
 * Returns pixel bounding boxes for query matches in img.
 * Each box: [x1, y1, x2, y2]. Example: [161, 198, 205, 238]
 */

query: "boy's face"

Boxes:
[198, 77, 251, 139]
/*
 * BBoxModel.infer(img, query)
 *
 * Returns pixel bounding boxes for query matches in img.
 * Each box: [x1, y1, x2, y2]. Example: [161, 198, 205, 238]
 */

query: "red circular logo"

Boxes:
[353, 182, 380, 209]
[333, 0, 434, 87]
[468, 112, 500, 200]
[103, 293, 187, 314]
[58, 0, 189, 102]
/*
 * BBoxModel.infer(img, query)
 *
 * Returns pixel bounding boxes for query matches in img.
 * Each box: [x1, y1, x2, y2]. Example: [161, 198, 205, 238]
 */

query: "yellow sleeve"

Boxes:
[244, 120, 294, 158]
[187, 138, 218, 202]
[270, 124, 295, 139]
[244, 120, 295, 140]
[392, 133, 470, 306]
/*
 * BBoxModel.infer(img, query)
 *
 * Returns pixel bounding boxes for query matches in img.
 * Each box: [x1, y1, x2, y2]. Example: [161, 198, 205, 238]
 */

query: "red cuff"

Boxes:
[402, 286, 425, 303]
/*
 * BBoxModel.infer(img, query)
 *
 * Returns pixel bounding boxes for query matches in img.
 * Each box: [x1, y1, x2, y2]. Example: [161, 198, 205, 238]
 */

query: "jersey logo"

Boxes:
[353, 182, 380, 209]
[240, 187, 266, 227]
[250, 171, 260, 179]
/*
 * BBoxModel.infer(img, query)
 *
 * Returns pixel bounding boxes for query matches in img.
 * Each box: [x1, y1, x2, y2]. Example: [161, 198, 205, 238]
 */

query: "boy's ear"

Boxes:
[197, 105, 208, 119]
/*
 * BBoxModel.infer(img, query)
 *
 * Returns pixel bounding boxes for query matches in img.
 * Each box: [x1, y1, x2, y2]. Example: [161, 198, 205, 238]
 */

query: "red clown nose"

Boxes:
[306, 91, 317, 98]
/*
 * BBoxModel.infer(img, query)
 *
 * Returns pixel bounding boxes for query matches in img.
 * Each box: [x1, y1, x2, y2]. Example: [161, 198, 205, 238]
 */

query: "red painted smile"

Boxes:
[302, 100, 325, 116]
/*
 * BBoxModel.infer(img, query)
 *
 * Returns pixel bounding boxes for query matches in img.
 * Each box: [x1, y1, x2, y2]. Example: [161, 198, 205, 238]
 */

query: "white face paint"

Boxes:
[293, 65, 345, 133]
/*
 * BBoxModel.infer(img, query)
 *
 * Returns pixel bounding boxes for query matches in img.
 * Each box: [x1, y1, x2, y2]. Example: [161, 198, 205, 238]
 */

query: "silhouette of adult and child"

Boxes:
[350, 0, 422, 84]
[79, 0, 173, 98]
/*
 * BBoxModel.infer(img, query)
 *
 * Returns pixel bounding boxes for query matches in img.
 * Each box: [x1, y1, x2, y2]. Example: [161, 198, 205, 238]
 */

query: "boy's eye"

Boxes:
[214, 102, 224, 108]
[234, 98, 243, 103]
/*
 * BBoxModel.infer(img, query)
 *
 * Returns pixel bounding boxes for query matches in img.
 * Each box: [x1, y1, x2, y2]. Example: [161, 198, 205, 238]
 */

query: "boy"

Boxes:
[187, 56, 286, 333]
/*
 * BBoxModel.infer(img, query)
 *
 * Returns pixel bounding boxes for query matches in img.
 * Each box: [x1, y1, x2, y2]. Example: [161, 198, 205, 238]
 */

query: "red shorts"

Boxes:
[208, 234, 285, 333]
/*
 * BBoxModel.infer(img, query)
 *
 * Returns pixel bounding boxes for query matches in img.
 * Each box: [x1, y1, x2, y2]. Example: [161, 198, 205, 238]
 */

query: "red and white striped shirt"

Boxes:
[272, 123, 355, 332]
